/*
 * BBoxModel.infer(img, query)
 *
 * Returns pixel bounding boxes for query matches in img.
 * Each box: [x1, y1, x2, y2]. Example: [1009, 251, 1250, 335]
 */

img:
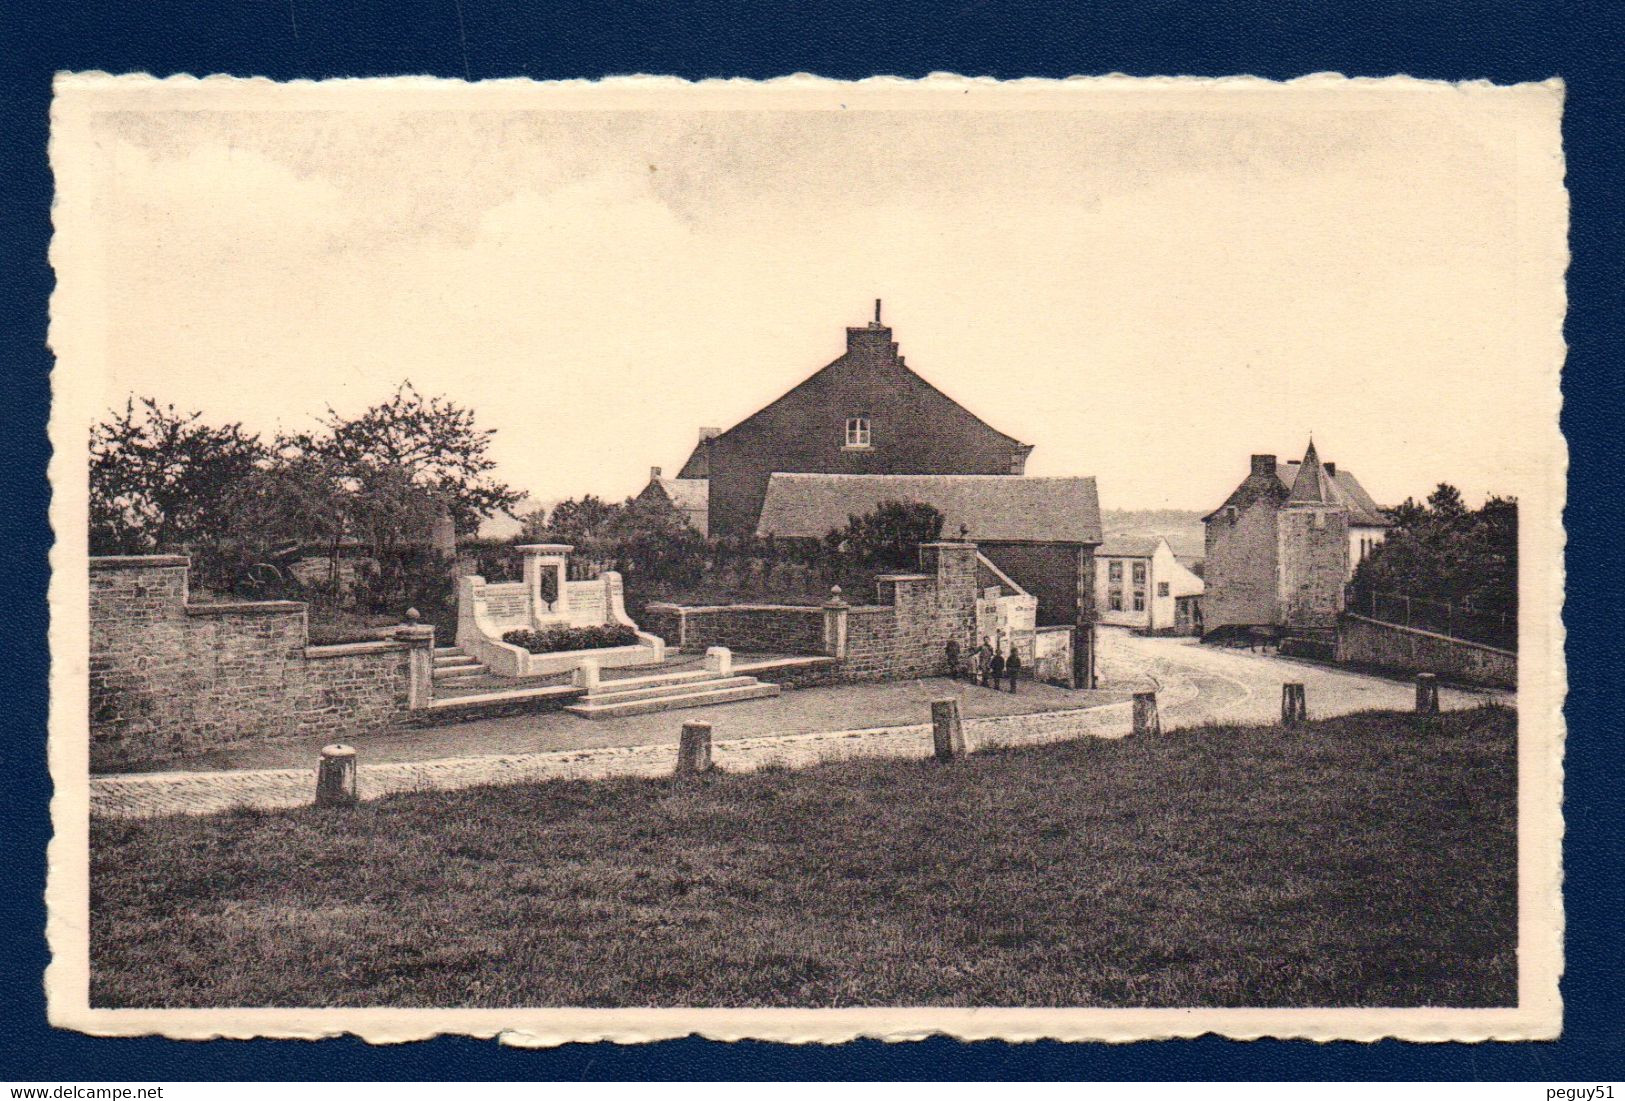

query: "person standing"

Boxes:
[945, 637, 961, 680]
[976, 637, 994, 687]
[1005, 647, 1022, 692]
[989, 646, 1005, 691]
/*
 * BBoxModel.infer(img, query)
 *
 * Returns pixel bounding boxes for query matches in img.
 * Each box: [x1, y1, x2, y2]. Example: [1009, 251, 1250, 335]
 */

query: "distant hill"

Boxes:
[1099, 509, 1206, 562]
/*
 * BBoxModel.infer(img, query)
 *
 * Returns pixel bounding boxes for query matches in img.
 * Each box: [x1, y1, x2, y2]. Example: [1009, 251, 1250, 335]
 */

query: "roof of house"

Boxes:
[1203, 448, 1389, 526]
[1097, 535, 1164, 559]
[756, 473, 1103, 545]
[677, 443, 710, 480]
[676, 315, 1030, 478]
[652, 477, 709, 513]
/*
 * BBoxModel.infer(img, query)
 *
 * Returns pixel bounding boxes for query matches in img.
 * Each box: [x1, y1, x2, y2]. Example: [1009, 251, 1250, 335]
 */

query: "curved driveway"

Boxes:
[1095, 626, 1509, 729]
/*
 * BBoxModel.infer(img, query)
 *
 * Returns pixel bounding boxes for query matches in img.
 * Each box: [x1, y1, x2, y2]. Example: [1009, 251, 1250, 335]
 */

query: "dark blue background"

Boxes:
[4, 0, 1620, 1081]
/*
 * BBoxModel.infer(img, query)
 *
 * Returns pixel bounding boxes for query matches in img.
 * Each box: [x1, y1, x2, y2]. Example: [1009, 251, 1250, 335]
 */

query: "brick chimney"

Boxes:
[846, 299, 898, 356]
[1250, 454, 1277, 477]
[650, 466, 662, 480]
[698, 426, 719, 443]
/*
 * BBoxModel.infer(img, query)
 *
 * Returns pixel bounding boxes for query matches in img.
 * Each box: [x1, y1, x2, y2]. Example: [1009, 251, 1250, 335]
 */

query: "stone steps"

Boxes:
[566, 678, 781, 720]
[432, 648, 488, 682]
[576, 674, 762, 706]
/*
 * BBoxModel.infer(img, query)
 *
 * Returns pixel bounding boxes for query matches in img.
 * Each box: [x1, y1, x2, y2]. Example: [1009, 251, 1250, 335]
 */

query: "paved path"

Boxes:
[90, 696, 1150, 819]
[89, 632, 1507, 819]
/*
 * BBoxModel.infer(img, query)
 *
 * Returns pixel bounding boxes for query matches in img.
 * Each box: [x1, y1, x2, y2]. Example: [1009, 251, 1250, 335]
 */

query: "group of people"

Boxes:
[944, 636, 1022, 693]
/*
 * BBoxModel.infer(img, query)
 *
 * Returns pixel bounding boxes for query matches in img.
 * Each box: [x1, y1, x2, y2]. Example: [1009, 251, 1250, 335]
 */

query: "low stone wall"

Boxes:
[1336, 613, 1516, 689]
[647, 543, 983, 684]
[295, 642, 413, 740]
[90, 556, 431, 769]
[643, 603, 828, 655]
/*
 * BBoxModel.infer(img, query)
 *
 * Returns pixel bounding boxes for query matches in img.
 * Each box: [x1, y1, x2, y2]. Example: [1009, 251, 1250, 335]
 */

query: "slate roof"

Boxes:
[1286, 440, 1335, 505]
[676, 443, 709, 479]
[1097, 535, 1164, 559]
[756, 474, 1102, 545]
[1202, 450, 1389, 527]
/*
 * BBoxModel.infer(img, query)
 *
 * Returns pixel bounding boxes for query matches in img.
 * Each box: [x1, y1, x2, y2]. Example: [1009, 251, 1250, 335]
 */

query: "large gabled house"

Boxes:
[670, 302, 1034, 539]
[1201, 441, 1390, 636]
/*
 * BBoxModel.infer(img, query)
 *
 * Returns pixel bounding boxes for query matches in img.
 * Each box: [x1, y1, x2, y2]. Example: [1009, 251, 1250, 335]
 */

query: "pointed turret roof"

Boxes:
[1286, 439, 1335, 505]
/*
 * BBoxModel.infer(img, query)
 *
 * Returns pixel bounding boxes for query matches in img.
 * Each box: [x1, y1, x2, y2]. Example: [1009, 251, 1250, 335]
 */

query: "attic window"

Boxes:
[844, 415, 872, 449]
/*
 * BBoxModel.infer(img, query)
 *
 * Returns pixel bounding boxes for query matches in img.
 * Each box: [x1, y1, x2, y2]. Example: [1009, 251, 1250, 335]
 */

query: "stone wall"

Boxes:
[644, 542, 982, 684]
[643, 603, 828, 655]
[1336, 613, 1516, 688]
[1277, 505, 1349, 630]
[1203, 497, 1280, 632]
[90, 556, 428, 769]
[836, 544, 978, 682]
[295, 643, 413, 740]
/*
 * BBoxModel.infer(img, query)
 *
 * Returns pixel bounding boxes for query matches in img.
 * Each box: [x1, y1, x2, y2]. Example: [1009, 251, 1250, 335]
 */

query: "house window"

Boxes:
[1157, 581, 1170, 597]
[1108, 561, 1123, 581]
[1108, 591, 1123, 611]
[844, 416, 871, 449]
[1132, 562, 1147, 585]
[1132, 592, 1145, 611]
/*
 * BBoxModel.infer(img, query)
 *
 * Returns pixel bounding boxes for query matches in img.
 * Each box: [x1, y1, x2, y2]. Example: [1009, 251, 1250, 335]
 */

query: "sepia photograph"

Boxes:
[44, 73, 1566, 1044]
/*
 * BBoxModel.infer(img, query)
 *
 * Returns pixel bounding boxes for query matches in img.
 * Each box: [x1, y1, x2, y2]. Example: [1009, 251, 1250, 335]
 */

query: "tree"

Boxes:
[829, 500, 946, 569]
[1353, 484, 1517, 615]
[225, 443, 353, 593]
[315, 381, 522, 534]
[90, 397, 265, 554]
[604, 494, 707, 586]
[540, 495, 621, 544]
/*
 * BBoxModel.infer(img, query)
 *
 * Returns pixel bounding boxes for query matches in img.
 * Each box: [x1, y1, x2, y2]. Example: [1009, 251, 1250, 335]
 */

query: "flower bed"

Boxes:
[501, 624, 640, 654]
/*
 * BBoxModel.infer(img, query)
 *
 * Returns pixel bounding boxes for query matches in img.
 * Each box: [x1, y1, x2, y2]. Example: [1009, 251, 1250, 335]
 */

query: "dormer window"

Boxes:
[844, 415, 872, 449]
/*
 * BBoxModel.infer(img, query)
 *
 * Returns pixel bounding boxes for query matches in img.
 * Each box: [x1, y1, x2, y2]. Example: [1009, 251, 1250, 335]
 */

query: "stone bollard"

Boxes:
[315, 744, 358, 807]
[677, 721, 713, 775]
[704, 646, 733, 677]
[931, 697, 966, 761]
[1281, 682, 1307, 725]
[1415, 672, 1440, 716]
[1132, 691, 1160, 736]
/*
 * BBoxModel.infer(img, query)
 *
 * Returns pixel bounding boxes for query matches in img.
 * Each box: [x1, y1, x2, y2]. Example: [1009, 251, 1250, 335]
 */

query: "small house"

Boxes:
[1093, 536, 1205, 634]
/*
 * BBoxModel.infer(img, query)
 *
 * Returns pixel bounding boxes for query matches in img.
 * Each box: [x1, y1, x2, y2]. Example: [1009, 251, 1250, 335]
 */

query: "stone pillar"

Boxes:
[677, 721, 713, 774]
[1415, 672, 1440, 715]
[1281, 682, 1307, 725]
[705, 646, 733, 676]
[517, 543, 573, 624]
[823, 587, 849, 659]
[391, 624, 438, 709]
[931, 698, 966, 761]
[315, 744, 358, 807]
[1132, 691, 1160, 736]
[575, 657, 601, 693]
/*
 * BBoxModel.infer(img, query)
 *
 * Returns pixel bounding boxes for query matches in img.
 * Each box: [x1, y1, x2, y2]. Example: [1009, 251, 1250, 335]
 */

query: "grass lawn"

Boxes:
[90, 705, 1517, 1008]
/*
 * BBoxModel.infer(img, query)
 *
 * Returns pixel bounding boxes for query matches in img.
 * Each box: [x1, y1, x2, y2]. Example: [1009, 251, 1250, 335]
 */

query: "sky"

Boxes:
[75, 78, 1566, 525]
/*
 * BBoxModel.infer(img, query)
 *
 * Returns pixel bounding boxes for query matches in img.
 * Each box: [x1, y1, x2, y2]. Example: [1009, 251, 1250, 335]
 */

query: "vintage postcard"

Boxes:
[46, 73, 1566, 1043]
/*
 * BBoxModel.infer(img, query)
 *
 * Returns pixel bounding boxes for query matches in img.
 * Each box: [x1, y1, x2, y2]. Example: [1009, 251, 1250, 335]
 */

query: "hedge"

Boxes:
[501, 624, 640, 654]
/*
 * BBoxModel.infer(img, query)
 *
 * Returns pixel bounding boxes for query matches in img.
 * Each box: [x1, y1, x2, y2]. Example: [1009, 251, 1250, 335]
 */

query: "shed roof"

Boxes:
[756, 473, 1102, 545]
